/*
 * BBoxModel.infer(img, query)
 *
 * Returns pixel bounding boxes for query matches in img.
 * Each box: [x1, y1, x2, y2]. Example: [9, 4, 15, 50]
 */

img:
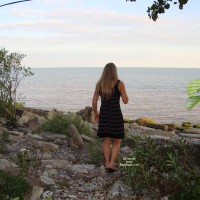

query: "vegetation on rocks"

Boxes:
[123, 138, 200, 199]
[0, 47, 34, 126]
[42, 113, 93, 137]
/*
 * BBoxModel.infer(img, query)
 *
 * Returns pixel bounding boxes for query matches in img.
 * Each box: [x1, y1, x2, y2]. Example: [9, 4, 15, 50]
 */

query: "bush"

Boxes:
[122, 138, 200, 199]
[42, 114, 93, 136]
[0, 172, 30, 200]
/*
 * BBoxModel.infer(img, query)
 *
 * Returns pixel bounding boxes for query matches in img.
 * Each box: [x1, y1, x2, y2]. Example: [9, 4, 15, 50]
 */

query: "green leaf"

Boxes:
[186, 96, 200, 111]
[186, 78, 200, 97]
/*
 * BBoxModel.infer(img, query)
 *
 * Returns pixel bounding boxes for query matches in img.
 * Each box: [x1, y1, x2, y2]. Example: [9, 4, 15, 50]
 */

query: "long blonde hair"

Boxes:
[96, 63, 118, 100]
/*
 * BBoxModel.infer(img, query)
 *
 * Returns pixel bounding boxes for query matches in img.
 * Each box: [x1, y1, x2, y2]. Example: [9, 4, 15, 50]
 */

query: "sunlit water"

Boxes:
[18, 67, 200, 124]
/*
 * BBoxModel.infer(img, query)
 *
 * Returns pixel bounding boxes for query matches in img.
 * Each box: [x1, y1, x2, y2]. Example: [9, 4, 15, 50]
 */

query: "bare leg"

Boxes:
[103, 137, 111, 168]
[109, 139, 121, 169]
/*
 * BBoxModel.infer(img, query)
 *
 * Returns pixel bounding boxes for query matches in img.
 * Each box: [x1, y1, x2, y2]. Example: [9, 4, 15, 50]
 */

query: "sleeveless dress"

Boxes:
[97, 80, 124, 139]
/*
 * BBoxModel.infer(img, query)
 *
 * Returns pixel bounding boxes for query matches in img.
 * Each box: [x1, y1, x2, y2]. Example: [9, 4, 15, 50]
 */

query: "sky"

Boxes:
[0, 0, 200, 68]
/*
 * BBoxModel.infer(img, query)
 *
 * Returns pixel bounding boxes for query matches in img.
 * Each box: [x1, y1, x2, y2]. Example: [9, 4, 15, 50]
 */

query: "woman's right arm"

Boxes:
[92, 88, 99, 122]
[119, 81, 129, 104]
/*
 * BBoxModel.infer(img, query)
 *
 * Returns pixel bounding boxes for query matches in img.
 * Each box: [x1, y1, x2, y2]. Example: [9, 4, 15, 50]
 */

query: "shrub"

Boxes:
[42, 114, 93, 136]
[122, 138, 200, 199]
[0, 172, 30, 200]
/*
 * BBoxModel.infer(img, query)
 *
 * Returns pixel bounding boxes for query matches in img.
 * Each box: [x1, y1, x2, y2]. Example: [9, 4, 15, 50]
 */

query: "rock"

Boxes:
[9, 135, 26, 143]
[54, 138, 68, 145]
[183, 128, 200, 134]
[107, 180, 134, 199]
[40, 175, 55, 185]
[136, 118, 155, 124]
[26, 116, 46, 132]
[27, 138, 59, 152]
[18, 110, 36, 125]
[42, 191, 53, 200]
[42, 153, 51, 160]
[0, 159, 18, 175]
[26, 132, 44, 141]
[81, 134, 96, 142]
[77, 106, 95, 123]
[68, 164, 96, 174]
[47, 168, 58, 177]
[193, 124, 200, 128]
[30, 186, 44, 200]
[129, 125, 176, 138]
[42, 132, 68, 141]
[42, 160, 70, 169]
[47, 109, 60, 120]
[178, 133, 200, 139]
[182, 122, 192, 127]
[10, 130, 24, 137]
[16, 107, 49, 118]
[5, 144, 15, 152]
[68, 124, 84, 149]
[17, 127, 32, 134]
[0, 117, 7, 125]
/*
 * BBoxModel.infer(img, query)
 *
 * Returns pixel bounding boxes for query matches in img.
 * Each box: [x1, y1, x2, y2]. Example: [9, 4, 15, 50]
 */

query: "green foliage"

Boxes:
[42, 114, 93, 136]
[186, 78, 200, 110]
[123, 138, 200, 199]
[13, 148, 41, 177]
[89, 139, 102, 164]
[0, 47, 33, 125]
[0, 130, 10, 153]
[0, 171, 30, 200]
[126, 0, 188, 21]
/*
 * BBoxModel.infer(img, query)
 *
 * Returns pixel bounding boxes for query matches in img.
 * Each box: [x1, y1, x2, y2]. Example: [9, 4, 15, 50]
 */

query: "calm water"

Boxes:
[18, 67, 200, 124]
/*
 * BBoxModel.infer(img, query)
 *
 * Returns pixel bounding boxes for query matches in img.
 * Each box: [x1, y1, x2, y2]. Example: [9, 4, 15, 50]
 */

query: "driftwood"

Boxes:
[140, 122, 168, 131]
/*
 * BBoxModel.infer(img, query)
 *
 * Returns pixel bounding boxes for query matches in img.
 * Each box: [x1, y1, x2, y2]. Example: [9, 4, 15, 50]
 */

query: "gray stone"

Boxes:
[27, 138, 59, 152]
[30, 186, 43, 200]
[5, 144, 15, 152]
[42, 160, 70, 169]
[0, 117, 7, 125]
[183, 128, 200, 134]
[69, 164, 95, 174]
[40, 175, 55, 185]
[0, 159, 18, 175]
[107, 180, 134, 199]
[10, 130, 24, 137]
[178, 133, 200, 139]
[47, 168, 58, 177]
[68, 124, 84, 149]
[42, 132, 67, 141]
[47, 110, 59, 119]
[42, 153, 52, 160]
[26, 132, 44, 141]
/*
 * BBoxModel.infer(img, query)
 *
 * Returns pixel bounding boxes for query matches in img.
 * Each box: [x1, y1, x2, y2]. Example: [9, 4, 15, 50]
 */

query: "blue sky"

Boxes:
[0, 0, 200, 68]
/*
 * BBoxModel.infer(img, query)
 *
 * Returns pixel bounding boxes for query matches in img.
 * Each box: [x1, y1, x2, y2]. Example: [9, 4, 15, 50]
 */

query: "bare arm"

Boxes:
[118, 81, 129, 104]
[92, 88, 99, 122]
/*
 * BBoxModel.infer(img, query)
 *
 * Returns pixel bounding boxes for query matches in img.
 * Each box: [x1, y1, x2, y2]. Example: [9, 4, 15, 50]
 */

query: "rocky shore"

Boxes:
[0, 106, 200, 200]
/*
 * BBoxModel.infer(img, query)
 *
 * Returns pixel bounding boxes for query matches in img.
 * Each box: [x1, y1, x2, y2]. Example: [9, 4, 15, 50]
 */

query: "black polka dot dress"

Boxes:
[97, 80, 124, 139]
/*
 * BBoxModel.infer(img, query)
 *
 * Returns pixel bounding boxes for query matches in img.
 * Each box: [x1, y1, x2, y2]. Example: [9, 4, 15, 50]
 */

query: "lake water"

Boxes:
[18, 67, 200, 124]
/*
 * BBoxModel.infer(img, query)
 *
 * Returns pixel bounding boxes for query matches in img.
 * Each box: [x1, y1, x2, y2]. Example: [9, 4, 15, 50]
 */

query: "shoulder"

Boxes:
[118, 80, 125, 90]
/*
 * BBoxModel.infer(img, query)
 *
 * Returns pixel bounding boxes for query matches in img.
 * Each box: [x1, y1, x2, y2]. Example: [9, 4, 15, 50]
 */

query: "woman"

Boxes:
[92, 63, 129, 173]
